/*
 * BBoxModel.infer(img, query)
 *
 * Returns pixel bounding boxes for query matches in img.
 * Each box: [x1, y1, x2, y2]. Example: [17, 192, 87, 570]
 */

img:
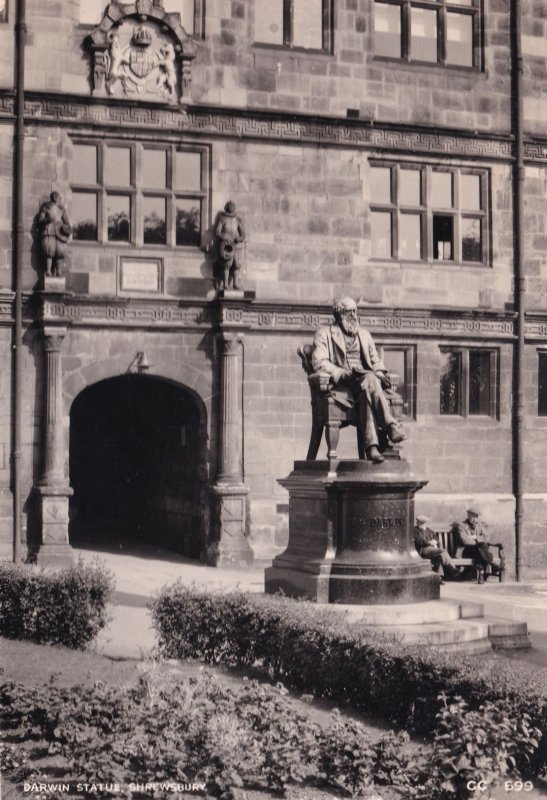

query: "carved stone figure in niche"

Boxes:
[37, 192, 71, 277]
[215, 201, 245, 291]
[157, 42, 177, 100]
[106, 32, 128, 95]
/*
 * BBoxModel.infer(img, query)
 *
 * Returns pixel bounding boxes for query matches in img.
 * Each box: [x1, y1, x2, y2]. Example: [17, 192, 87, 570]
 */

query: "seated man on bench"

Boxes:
[414, 515, 460, 584]
[311, 296, 406, 464]
[452, 507, 501, 584]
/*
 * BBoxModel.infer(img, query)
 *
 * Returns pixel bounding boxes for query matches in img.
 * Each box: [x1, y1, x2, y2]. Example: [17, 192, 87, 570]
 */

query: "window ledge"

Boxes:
[252, 43, 333, 58]
[372, 56, 483, 75]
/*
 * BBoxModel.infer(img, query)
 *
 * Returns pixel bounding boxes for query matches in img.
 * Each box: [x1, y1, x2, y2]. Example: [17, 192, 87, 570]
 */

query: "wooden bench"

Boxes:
[434, 528, 505, 583]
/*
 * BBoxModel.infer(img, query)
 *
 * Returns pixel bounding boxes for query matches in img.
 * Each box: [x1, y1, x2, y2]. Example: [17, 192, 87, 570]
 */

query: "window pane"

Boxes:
[433, 215, 454, 260]
[431, 172, 453, 208]
[143, 197, 167, 244]
[447, 0, 473, 5]
[72, 192, 98, 241]
[293, 0, 323, 49]
[255, 0, 284, 44]
[79, 0, 103, 25]
[105, 147, 131, 187]
[176, 199, 201, 247]
[400, 214, 422, 260]
[538, 353, 547, 416]
[371, 211, 392, 258]
[461, 218, 482, 262]
[399, 169, 421, 206]
[447, 12, 473, 67]
[107, 195, 131, 242]
[170, 0, 195, 33]
[440, 351, 461, 415]
[143, 150, 167, 189]
[384, 349, 407, 408]
[375, 2, 401, 58]
[469, 351, 491, 415]
[461, 174, 481, 210]
[370, 166, 392, 204]
[411, 7, 438, 62]
[175, 151, 201, 191]
[73, 144, 97, 184]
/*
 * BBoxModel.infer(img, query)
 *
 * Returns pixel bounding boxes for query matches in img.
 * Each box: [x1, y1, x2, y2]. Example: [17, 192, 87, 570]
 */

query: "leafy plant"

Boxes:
[0, 561, 114, 649]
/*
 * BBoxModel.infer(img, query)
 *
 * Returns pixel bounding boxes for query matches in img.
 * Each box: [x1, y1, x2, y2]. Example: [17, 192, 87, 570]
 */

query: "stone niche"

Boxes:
[87, 1, 196, 105]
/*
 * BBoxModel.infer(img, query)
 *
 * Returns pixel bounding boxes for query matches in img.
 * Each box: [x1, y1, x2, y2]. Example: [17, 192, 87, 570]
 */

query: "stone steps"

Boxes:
[315, 598, 528, 652]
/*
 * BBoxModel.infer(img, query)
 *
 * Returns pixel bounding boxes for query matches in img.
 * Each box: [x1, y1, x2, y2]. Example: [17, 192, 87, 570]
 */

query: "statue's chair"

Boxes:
[298, 344, 404, 461]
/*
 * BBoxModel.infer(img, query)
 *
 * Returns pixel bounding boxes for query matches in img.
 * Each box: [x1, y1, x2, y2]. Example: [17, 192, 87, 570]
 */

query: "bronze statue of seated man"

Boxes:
[311, 296, 406, 463]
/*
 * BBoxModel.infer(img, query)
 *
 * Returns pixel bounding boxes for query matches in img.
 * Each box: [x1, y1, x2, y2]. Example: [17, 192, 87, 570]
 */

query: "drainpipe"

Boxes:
[511, 0, 524, 581]
[12, 0, 27, 562]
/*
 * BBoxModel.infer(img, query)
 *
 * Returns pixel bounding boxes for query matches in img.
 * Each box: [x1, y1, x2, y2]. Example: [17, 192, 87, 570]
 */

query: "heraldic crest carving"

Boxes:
[87, 1, 196, 104]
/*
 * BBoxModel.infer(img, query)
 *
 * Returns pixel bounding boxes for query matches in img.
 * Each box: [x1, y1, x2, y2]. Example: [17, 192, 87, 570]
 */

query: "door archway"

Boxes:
[69, 374, 206, 558]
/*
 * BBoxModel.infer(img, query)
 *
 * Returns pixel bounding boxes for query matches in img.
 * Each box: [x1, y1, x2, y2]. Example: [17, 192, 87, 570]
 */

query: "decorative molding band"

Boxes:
[38, 296, 212, 329]
[2, 92, 538, 161]
[218, 304, 517, 340]
[0, 292, 529, 340]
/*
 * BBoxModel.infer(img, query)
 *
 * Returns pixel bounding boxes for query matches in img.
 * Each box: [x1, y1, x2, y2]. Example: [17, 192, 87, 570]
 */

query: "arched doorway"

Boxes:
[69, 375, 205, 558]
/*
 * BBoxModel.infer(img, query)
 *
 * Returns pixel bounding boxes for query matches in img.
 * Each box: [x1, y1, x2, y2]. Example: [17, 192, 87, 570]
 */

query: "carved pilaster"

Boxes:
[36, 326, 73, 567]
[210, 332, 253, 566]
[217, 333, 243, 484]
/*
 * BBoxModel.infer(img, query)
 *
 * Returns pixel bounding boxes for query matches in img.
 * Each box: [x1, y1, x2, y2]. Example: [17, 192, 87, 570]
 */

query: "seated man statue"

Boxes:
[414, 515, 460, 584]
[452, 507, 500, 583]
[311, 296, 405, 463]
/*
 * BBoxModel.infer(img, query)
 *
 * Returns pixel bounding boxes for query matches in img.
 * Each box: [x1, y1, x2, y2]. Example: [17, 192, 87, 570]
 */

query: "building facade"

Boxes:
[0, 0, 546, 574]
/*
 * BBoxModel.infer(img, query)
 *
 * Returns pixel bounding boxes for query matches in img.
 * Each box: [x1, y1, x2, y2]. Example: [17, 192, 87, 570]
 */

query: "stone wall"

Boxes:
[2, 125, 516, 313]
[3, 1, 544, 136]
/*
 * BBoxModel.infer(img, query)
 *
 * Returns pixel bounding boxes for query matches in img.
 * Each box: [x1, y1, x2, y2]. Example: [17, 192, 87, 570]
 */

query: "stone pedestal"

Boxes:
[265, 458, 439, 605]
[210, 484, 253, 567]
[34, 484, 73, 567]
[42, 276, 66, 293]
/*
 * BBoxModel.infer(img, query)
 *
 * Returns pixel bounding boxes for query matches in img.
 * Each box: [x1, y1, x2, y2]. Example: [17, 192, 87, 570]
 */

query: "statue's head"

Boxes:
[333, 296, 359, 335]
[50, 191, 62, 205]
[224, 201, 237, 216]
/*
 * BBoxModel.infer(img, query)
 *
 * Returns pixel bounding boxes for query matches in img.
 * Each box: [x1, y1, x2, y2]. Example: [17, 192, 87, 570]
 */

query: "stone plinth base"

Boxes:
[209, 483, 254, 567]
[265, 459, 439, 605]
[35, 483, 74, 567]
[42, 276, 66, 293]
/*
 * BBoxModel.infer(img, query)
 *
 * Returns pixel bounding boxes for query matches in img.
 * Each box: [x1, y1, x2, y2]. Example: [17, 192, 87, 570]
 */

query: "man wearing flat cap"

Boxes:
[413, 515, 459, 583]
[453, 508, 499, 582]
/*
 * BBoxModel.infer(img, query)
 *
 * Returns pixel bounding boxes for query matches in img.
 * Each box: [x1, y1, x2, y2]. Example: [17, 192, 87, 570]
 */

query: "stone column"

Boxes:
[35, 326, 73, 566]
[210, 332, 253, 567]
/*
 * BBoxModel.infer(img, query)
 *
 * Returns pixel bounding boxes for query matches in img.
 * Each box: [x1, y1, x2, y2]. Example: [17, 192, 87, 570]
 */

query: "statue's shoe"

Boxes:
[387, 423, 406, 444]
[366, 446, 384, 464]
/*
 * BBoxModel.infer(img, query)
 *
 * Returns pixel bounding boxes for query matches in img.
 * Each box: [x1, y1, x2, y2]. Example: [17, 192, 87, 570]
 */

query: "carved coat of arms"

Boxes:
[104, 27, 177, 100]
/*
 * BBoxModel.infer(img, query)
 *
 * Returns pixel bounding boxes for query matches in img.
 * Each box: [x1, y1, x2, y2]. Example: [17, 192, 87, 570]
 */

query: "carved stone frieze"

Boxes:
[0, 292, 524, 340]
[87, 1, 196, 105]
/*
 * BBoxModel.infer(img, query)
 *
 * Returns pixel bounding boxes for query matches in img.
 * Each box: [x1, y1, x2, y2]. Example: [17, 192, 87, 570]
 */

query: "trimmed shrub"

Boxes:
[150, 585, 547, 780]
[0, 561, 114, 649]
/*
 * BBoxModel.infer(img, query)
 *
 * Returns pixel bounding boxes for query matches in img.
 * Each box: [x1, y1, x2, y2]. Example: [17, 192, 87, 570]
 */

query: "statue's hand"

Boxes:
[378, 371, 391, 389]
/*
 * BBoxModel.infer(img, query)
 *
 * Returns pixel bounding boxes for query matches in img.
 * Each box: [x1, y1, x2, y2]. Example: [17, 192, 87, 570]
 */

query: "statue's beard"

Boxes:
[339, 316, 359, 336]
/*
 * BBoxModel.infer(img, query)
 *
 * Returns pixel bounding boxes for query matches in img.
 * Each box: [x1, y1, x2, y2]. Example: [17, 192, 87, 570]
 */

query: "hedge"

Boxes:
[150, 585, 547, 779]
[0, 561, 114, 649]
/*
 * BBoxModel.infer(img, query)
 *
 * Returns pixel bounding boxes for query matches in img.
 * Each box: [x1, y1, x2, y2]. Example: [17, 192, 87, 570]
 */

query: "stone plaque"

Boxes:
[120, 258, 162, 294]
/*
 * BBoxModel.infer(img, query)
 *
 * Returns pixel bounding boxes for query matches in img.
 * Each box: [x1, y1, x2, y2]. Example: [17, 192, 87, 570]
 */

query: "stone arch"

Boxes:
[87, 1, 196, 103]
[68, 372, 209, 558]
